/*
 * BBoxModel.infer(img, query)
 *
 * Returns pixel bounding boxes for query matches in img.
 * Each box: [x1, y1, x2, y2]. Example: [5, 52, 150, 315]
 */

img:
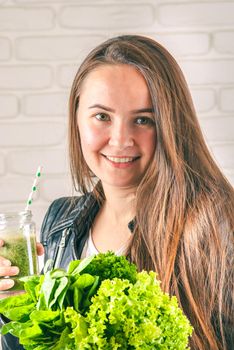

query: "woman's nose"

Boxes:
[108, 121, 134, 149]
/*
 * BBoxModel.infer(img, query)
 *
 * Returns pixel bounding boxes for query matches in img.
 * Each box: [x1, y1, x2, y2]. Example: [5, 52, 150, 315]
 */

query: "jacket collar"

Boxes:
[48, 192, 135, 237]
[48, 193, 99, 237]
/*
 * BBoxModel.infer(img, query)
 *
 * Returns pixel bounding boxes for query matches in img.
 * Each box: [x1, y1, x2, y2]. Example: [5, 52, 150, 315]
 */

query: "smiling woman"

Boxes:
[0, 35, 234, 350]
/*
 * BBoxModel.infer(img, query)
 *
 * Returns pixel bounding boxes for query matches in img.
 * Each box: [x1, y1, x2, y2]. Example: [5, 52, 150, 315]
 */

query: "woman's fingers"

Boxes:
[0, 288, 25, 299]
[0, 278, 14, 291]
[0, 266, 19, 277]
[36, 242, 44, 256]
[0, 262, 18, 294]
[0, 257, 11, 267]
[0, 240, 18, 292]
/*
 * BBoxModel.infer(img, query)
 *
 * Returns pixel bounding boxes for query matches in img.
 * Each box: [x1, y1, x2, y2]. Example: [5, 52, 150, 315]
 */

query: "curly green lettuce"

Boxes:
[81, 251, 137, 284]
[69, 271, 193, 350]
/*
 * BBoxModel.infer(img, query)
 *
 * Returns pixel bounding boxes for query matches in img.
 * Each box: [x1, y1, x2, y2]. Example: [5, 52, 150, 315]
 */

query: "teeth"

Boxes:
[106, 156, 136, 163]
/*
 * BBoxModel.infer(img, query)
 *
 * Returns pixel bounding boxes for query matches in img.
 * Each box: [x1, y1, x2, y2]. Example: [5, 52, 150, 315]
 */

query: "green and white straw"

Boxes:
[25, 166, 42, 211]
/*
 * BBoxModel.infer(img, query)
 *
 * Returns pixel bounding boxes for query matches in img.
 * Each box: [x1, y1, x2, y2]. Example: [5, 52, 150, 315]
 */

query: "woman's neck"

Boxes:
[101, 184, 136, 225]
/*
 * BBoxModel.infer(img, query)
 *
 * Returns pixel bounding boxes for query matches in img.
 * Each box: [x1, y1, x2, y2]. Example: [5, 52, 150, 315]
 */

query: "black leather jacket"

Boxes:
[1, 192, 99, 350]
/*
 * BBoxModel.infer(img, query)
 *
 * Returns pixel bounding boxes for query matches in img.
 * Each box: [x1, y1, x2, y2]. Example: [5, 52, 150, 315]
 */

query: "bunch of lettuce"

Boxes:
[0, 252, 193, 349]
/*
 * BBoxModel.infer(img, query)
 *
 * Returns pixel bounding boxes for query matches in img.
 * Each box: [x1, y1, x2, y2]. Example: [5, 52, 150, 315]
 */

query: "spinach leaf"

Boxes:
[71, 273, 95, 290]
[49, 276, 69, 310]
[37, 272, 57, 309]
[70, 254, 95, 275]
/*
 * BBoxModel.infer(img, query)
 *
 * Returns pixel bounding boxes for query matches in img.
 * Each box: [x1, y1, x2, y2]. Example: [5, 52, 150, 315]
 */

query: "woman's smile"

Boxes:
[102, 154, 140, 168]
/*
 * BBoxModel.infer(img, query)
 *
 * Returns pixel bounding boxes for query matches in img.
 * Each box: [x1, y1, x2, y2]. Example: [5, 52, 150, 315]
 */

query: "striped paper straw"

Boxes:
[25, 166, 42, 211]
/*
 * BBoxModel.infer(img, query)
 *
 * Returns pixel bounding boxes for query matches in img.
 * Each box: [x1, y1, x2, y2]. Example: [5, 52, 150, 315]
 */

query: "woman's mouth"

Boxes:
[101, 154, 140, 167]
[105, 155, 139, 163]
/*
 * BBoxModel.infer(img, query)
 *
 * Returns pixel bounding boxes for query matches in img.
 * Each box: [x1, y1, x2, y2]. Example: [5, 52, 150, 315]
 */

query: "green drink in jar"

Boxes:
[0, 210, 38, 293]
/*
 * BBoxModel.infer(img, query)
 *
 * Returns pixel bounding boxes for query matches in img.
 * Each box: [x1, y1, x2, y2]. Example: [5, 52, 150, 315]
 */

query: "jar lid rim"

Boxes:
[0, 210, 32, 220]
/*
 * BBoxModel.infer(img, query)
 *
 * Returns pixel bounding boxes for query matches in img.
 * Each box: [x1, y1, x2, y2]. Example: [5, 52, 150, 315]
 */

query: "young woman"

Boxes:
[0, 35, 233, 350]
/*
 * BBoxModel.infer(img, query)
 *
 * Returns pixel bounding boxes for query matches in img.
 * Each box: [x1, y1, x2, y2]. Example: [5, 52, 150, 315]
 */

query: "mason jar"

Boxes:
[0, 210, 38, 293]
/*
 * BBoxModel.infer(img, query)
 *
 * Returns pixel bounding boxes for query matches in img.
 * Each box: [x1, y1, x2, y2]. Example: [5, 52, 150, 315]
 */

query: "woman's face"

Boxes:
[77, 64, 156, 189]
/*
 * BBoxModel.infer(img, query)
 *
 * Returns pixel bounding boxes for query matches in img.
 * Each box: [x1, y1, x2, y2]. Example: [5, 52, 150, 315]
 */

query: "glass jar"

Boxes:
[0, 210, 38, 293]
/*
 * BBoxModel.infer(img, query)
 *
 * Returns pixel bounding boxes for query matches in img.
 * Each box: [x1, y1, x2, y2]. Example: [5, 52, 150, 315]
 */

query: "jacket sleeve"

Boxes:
[40, 196, 80, 264]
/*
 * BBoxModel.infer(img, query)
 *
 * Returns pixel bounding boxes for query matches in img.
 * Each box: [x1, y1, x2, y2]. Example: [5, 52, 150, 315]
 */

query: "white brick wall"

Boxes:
[0, 0, 233, 236]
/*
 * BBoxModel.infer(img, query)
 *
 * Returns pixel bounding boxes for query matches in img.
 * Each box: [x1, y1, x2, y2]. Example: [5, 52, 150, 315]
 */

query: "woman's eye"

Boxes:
[135, 117, 155, 126]
[95, 113, 110, 121]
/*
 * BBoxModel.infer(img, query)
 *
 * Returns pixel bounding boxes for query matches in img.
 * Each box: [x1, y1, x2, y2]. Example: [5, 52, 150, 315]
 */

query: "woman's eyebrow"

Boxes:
[89, 104, 154, 114]
[131, 108, 154, 114]
[89, 104, 115, 112]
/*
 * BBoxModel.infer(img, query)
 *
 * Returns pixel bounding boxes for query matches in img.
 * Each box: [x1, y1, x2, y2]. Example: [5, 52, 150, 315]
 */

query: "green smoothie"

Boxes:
[0, 231, 38, 291]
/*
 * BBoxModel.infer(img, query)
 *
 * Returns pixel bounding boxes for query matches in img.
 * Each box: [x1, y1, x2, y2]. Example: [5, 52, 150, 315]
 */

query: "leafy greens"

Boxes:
[0, 251, 193, 349]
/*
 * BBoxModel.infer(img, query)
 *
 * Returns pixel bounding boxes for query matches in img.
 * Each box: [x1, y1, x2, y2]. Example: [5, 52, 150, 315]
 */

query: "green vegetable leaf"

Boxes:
[3, 303, 35, 322]
[71, 274, 95, 290]
[20, 275, 41, 302]
[1, 320, 32, 337]
[82, 251, 138, 284]
[19, 322, 43, 344]
[82, 272, 193, 349]
[64, 307, 88, 344]
[0, 293, 33, 313]
[49, 276, 69, 310]
[50, 269, 67, 279]
[37, 272, 57, 309]
[30, 310, 60, 322]
[0, 253, 193, 349]
[70, 254, 95, 275]
[67, 260, 80, 275]
[73, 287, 82, 312]
[52, 326, 74, 350]
[43, 259, 54, 273]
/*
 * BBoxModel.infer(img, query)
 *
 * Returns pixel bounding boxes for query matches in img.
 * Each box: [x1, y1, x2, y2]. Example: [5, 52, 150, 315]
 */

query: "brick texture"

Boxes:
[7, 149, 69, 175]
[150, 33, 210, 57]
[16, 35, 105, 61]
[200, 116, 234, 142]
[180, 60, 234, 85]
[40, 176, 74, 202]
[0, 153, 5, 175]
[211, 144, 234, 169]
[0, 95, 18, 118]
[59, 5, 154, 29]
[57, 64, 79, 88]
[0, 66, 53, 90]
[220, 88, 234, 112]
[0, 37, 11, 60]
[22, 92, 69, 117]
[0, 122, 65, 147]
[214, 31, 234, 55]
[0, 7, 54, 31]
[158, 2, 234, 26]
[191, 89, 216, 113]
[0, 0, 233, 238]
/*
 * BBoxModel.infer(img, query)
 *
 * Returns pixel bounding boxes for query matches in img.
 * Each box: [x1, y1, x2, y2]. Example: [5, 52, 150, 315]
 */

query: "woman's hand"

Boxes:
[0, 239, 19, 292]
[0, 239, 44, 298]
[36, 242, 44, 256]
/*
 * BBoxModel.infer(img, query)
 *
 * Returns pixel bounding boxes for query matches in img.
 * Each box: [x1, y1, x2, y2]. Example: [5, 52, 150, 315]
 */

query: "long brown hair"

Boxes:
[69, 35, 234, 349]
